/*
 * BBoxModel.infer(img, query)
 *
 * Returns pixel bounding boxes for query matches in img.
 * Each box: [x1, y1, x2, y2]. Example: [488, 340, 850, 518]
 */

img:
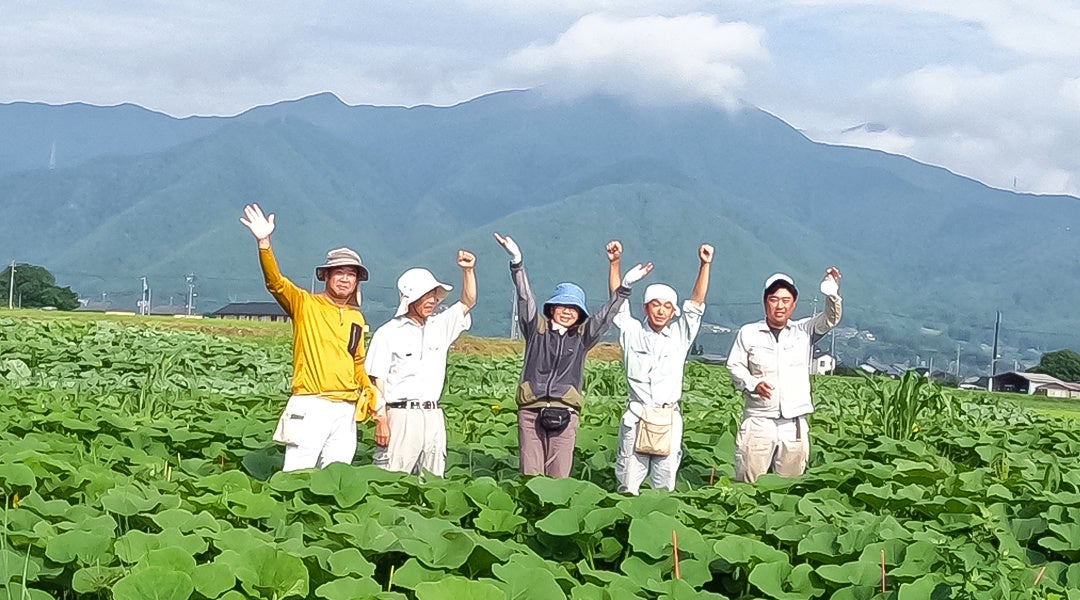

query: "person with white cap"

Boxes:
[606, 240, 713, 494]
[364, 250, 477, 477]
[726, 267, 842, 482]
[239, 203, 379, 472]
[493, 232, 652, 478]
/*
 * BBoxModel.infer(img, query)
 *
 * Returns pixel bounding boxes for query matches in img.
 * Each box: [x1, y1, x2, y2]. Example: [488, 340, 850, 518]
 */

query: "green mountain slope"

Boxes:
[1, 90, 1077, 368]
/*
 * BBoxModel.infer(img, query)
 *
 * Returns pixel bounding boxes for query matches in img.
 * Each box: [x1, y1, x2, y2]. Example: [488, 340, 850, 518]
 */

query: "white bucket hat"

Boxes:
[643, 284, 680, 316]
[395, 268, 452, 317]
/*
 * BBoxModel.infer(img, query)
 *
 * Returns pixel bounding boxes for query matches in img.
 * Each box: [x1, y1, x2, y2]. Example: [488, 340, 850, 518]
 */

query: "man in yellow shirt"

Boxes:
[240, 204, 381, 471]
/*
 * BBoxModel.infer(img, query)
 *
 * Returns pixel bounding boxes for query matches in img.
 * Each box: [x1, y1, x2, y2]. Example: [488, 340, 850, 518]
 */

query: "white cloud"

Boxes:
[793, 62, 1080, 196]
[500, 13, 766, 109]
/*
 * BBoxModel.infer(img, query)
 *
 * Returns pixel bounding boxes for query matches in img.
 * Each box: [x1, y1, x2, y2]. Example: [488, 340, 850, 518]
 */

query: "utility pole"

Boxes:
[988, 311, 1002, 391]
[7, 261, 14, 310]
[509, 291, 519, 340]
[138, 277, 150, 315]
[185, 273, 197, 316]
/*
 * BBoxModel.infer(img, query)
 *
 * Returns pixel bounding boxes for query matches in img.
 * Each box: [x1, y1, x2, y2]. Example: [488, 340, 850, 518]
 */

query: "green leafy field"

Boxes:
[1, 316, 1078, 599]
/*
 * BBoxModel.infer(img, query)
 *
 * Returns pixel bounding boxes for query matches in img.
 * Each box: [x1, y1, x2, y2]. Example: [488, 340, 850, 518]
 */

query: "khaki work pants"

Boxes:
[733, 415, 809, 483]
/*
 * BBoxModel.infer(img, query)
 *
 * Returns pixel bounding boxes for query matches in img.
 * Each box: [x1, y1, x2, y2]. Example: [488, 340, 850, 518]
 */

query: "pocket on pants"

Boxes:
[272, 397, 311, 445]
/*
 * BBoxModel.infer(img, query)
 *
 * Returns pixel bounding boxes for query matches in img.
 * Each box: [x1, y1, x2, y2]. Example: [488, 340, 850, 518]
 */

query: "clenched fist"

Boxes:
[457, 250, 476, 270]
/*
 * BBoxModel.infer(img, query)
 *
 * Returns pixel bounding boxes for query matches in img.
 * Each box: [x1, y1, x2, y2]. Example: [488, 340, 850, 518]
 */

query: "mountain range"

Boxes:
[2, 90, 1077, 372]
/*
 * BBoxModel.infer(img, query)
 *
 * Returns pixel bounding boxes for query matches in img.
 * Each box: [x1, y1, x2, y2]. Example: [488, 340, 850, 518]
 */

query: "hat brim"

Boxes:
[316, 264, 369, 282]
[543, 296, 589, 320]
[394, 283, 453, 318]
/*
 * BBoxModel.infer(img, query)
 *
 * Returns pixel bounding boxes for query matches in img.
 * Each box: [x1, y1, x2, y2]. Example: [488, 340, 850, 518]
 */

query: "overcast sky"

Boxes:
[4, 1, 1078, 196]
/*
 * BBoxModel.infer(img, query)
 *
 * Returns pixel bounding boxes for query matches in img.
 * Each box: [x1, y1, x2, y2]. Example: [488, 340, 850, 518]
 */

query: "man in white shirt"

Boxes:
[365, 251, 477, 477]
[726, 269, 842, 483]
[608, 241, 713, 494]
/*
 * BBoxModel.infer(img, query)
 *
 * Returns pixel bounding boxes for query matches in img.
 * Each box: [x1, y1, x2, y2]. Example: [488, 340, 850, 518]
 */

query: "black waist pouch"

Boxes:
[538, 407, 571, 434]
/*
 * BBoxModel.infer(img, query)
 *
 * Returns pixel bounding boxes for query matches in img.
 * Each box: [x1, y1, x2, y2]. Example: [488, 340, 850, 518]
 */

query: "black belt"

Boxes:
[387, 400, 440, 410]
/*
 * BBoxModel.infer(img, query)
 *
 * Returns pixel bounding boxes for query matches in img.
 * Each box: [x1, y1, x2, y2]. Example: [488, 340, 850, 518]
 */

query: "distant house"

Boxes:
[210, 301, 289, 323]
[811, 353, 835, 375]
[992, 371, 1068, 395]
[690, 354, 727, 366]
[858, 358, 902, 378]
[959, 376, 991, 390]
[1034, 381, 1080, 399]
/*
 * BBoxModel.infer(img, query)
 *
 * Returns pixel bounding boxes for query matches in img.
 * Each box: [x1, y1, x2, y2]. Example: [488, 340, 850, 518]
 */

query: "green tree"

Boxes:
[0, 263, 79, 310]
[1030, 349, 1080, 382]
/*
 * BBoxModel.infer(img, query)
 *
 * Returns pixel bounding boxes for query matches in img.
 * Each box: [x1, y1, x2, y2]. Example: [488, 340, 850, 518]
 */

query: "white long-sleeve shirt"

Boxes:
[727, 295, 842, 419]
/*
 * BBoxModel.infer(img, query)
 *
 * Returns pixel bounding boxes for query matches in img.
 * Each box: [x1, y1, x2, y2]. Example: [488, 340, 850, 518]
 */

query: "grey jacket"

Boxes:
[510, 261, 630, 409]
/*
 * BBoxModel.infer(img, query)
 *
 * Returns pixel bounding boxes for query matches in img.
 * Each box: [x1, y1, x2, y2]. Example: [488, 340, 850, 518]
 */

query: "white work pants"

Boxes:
[383, 407, 446, 477]
[615, 408, 684, 494]
[273, 395, 358, 472]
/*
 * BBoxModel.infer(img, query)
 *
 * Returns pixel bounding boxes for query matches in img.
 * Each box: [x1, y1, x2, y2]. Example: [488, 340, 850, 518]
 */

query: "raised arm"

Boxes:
[457, 250, 477, 315]
[808, 266, 843, 337]
[494, 233, 537, 334]
[607, 240, 622, 294]
[690, 244, 713, 306]
[241, 203, 303, 314]
[584, 261, 652, 347]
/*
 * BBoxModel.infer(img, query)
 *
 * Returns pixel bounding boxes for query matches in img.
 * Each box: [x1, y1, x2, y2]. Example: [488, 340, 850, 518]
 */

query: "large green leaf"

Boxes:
[414, 577, 505, 600]
[112, 567, 194, 600]
[194, 561, 237, 598]
[315, 577, 384, 599]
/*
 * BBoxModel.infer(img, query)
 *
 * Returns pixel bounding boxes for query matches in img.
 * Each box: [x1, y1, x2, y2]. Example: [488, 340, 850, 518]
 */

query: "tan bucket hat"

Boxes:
[315, 248, 369, 282]
[315, 248, 368, 308]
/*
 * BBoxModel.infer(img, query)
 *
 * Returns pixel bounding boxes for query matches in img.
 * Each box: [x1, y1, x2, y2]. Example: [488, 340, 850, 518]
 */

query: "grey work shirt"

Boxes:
[727, 295, 842, 419]
[614, 299, 704, 418]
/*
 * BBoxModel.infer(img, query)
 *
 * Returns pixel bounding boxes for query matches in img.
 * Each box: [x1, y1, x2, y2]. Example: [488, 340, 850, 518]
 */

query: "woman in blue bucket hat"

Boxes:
[494, 232, 652, 478]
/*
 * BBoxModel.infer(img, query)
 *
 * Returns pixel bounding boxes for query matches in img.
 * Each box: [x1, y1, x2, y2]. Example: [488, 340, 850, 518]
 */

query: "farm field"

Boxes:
[1, 313, 1079, 599]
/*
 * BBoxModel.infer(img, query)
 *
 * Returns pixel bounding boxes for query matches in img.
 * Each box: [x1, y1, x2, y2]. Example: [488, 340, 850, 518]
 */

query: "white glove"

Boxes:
[493, 233, 522, 264]
[240, 204, 275, 241]
[621, 263, 653, 287]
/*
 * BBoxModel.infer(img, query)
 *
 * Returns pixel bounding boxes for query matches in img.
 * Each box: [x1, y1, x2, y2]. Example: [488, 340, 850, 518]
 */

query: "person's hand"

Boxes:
[240, 204, 275, 241]
[820, 267, 842, 297]
[457, 250, 476, 270]
[621, 263, 653, 287]
[606, 240, 622, 262]
[492, 232, 522, 264]
[699, 244, 714, 264]
[754, 381, 774, 400]
[374, 413, 390, 447]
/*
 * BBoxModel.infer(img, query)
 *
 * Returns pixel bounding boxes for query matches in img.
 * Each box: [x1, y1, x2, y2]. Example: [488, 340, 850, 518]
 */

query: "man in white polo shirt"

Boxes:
[726, 268, 842, 483]
[365, 250, 476, 477]
[607, 241, 713, 494]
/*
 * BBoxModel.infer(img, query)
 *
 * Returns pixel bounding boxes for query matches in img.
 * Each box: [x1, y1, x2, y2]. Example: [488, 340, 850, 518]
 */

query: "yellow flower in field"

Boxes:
[491, 404, 501, 414]
[12, 493, 18, 508]
[912, 424, 920, 433]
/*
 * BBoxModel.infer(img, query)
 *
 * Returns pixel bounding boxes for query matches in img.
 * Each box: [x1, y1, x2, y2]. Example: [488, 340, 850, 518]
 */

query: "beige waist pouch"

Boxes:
[634, 405, 675, 456]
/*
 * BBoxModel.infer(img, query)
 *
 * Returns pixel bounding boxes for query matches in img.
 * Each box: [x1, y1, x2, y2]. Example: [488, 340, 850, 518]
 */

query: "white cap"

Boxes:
[643, 284, 680, 317]
[395, 268, 452, 318]
[763, 273, 798, 297]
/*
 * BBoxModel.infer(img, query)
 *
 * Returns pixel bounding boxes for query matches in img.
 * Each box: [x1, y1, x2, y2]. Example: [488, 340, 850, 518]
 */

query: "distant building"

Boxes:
[1033, 381, 1080, 399]
[858, 357, 903, 378]
[812, 353, 835, 375]
[210, 301, 289, 323]
[689, 354, 727, 366]
[991, 371, 1069, 395]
